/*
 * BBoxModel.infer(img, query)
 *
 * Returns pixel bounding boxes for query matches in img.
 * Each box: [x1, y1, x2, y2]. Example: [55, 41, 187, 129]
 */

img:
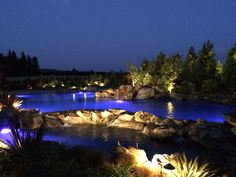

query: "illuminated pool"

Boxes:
[18, 92, 233, 122]
[0, 125, 203, 158]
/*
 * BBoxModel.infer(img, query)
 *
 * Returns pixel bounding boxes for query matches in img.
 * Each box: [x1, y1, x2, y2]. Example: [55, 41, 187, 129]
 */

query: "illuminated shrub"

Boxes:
[167, 153, 215, 177]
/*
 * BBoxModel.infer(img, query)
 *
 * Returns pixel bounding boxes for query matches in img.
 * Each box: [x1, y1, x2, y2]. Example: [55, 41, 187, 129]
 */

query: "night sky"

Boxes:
[0, 0, 236, 71]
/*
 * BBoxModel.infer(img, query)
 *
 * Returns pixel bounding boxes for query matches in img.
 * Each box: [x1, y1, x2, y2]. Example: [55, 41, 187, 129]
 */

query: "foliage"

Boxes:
[178, 82, 195, 94]
[160, 54, 182, 92]
[223, 43, 236, 89]
[201, 79, 218, 94]
[0, 93, 22, 111]
[111, 165, 135, 177]
[127, 40, 236, 94]
[0, 93, 22, 129]
[168, 153, 215, 177]
[1, 127, 44, 157]
[195, 41, 217, 89]
[182, 46, 198, 83]
[0, 50, 40, 77]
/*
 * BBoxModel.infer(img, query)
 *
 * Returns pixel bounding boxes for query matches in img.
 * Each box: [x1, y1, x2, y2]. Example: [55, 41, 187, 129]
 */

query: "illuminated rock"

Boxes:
[134, 111, 160, 124]
[136, 87, 155, 99]
[95, 89, 114, 98]
[117, 113, 133, 121]
[108, 119, 145, 131]
[114, 85, 135, 100]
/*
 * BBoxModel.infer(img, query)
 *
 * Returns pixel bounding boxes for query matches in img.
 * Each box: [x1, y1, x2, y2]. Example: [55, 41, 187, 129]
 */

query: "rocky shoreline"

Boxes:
[10, 108, 236, 176]
[17, 108, 236, 148]
[96, 85, 236, 106]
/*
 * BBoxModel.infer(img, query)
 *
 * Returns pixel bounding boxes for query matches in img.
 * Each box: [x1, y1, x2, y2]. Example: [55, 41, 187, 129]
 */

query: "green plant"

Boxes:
[1, 127, 44, 157]
[167, 153, 215, 177]
[201, 79, 218, 94]
[0, 92, 22, 111]
[49, 159, 82, 177]
[111, 165, 135, 177]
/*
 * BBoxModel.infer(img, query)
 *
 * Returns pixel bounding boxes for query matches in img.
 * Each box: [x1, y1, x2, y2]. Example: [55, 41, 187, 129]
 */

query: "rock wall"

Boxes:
[95, 85, 236, 105]
[41, 109, 236, 149]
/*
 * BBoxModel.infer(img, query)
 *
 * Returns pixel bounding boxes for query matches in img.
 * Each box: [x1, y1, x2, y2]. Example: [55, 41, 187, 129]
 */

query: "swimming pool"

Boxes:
[18, 92, 233, 122]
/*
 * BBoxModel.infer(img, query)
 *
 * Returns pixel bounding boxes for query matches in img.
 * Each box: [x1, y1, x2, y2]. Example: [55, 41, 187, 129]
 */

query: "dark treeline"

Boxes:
[0, 50, 40, 77]
[128, 41, 236, 94]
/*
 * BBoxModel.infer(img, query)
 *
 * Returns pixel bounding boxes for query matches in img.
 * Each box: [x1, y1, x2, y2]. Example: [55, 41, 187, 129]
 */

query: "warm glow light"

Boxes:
[99, 82, 105, 87]
[168, 82, 174, 93]
[124, 147, 214, 177]
[0, 128, 11, 134]
[167, 102, 174, 118]
[0, 141, 9, 149]
[61, 83, 65, 87]
[13, 100, 23, 109]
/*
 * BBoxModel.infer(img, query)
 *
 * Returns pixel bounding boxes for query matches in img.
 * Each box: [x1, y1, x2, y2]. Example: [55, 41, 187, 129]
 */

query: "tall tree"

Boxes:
[182, 46, 198, 83]
[196, 40, 217, 89]
[31, 56, 40, 75]
[160, 54, 182, 92]
[223, 43, 236, 89]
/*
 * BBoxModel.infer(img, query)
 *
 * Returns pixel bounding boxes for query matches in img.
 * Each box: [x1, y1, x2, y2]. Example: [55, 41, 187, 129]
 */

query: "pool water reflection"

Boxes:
[18, 92, 233, 122]
[0, 125, 203, 158]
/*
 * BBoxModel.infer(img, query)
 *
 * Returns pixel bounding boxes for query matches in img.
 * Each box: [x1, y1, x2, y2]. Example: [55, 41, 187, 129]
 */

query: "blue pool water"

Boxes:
[0, 125, 203, 158]
[1, 92, 232, 157]
[18, 92, 234, 123]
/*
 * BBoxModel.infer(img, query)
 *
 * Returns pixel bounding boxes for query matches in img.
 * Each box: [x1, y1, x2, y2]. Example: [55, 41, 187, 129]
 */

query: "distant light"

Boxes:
[116, 100, 123, 103]
[79, 91, 83, 94]
[84, 93, 87, 99]
[99, 82, 105, 87]
[1, 128, 11, 134]
[73, 94, 76, 101]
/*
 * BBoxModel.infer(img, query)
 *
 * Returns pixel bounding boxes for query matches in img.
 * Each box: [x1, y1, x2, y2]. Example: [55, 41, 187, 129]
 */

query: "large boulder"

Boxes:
[152, 85, 165, 94]
[95, 89, 114, 98]
[108, 119, 145, 131]
[224, 111, 236, 127]
[44, 115, 64, 128]
[114, 85, 135, 100]
[134, 111, 160, 124]
[19, 109, 44, 129]
[65, 116, 91, 124]
[136, 87, 155, 99]
[142, 123, 177, 139]
[117, 113, 133, 121]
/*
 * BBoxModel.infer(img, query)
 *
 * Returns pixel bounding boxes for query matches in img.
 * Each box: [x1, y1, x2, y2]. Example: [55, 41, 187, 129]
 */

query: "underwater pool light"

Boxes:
[0, 128, 11, 134]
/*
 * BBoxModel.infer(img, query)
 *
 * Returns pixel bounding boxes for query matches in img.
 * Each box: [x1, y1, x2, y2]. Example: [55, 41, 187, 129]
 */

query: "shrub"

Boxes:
[111, 165, 135, 177]
[167, 153, 215, 177]
[201, 79, 218, 94]
[179, 82, 195, 94]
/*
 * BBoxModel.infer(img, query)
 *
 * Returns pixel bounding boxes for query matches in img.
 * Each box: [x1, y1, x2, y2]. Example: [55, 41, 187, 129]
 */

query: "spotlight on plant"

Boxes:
[167, 153, 216, 177]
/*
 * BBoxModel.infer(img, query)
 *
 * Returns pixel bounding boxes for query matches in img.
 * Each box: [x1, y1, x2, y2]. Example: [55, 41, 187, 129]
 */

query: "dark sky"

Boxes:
[0, 0, 236, 71]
